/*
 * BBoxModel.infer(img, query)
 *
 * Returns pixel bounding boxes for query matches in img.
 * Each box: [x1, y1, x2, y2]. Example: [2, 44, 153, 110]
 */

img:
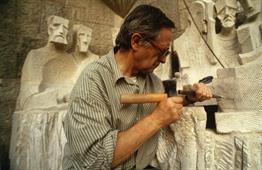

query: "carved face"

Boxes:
[217, 6, 237, 29]
[77, 29, 92, 52]
[48, 16, 69, 44]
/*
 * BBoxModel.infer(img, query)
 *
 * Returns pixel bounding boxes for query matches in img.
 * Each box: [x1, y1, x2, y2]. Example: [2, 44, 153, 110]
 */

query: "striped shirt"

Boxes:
[63, 50, 164, 170]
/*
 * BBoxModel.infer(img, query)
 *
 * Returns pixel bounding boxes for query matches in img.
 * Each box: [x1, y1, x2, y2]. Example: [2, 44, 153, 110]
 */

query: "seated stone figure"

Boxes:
[35, 24, 99, 107]
[16, 15, 69, 110]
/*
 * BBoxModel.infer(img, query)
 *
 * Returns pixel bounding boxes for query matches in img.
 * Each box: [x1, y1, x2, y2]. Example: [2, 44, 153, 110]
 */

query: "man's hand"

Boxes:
[189, 83, 213, 102]
[150, 96, 184, 128]
[112, 96, 183, 167]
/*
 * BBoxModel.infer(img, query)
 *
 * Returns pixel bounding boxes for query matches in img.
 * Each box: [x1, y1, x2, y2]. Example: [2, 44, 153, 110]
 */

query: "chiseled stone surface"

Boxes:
[215, 111, 262, 133]
[213, 60, 262, 112]
[10, 106, 67, 170]
[153, 0, 262, 170]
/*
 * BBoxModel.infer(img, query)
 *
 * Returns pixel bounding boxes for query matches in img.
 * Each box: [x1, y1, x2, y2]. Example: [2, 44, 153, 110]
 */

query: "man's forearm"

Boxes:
[112, 114, 162, 167]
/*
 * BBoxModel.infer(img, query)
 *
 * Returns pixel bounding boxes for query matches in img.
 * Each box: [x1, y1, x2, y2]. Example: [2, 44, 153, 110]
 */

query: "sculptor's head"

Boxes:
[215, 0, 237, 29]
[47, 15, 69, 44]
[73, 25, 92, 53]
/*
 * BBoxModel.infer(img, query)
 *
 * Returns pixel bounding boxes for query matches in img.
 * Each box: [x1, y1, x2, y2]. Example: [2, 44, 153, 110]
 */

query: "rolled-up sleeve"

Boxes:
[63, 71, 118, 169]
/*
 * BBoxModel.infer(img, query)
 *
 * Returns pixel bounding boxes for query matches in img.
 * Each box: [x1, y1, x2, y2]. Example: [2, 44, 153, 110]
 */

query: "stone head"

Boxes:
[47, 15, 69, 45]
[215, 0, 237, 29]
[73, 24, 92, 53]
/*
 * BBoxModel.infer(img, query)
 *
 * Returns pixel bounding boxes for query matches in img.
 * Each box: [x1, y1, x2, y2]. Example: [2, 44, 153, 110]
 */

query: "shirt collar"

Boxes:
[107, 50, 148, 87]
[106, 50, 125, 85]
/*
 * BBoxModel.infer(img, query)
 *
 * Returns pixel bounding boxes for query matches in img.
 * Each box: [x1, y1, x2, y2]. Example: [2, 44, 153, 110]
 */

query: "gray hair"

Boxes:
[114, 5, 175, 52]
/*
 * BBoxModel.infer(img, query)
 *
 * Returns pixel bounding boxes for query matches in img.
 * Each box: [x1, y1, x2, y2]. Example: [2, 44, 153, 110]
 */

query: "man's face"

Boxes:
[77, 30, 92, 52]
[48, 17, 69, 44]
[134, 28, 172, 74]
[217, 6, 237, 29]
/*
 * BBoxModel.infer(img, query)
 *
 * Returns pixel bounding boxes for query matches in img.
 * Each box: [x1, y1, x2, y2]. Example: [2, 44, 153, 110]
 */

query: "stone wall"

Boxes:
[0, 0, 181, 169]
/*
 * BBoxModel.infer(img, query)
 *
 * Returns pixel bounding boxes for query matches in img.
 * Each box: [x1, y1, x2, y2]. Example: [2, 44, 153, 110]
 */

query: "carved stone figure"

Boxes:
[213, 0, 242, 67]
[71, 24, 99, 80]
[10, 22, 101, 170]
[36, 24, 99, 106]
[16, 15, 69, 110]
[10, 15, 71, 170]
[153, 1, 262, 170]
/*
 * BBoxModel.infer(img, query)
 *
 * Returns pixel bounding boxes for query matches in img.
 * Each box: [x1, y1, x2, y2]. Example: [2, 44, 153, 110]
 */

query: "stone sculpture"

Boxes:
[70, 24, 99, 80]
[10, 20, 100, 170]
[153, 1, 262, 170]
[213, 0, 242, 67]
[236, 0, 262, 64]
[38, 24, 99, 105]
[16, 15, 69, 110]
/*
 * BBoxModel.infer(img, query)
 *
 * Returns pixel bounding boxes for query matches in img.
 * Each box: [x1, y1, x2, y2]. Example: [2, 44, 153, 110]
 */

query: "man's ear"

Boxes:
[131, 33, 143, 51]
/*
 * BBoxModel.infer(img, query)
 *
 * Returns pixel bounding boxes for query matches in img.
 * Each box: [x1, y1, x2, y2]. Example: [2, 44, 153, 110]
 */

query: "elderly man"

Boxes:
[63, 5, 212, 170]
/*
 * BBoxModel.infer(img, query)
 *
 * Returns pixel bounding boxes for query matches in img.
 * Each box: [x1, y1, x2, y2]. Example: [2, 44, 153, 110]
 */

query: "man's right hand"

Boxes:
[150, 96, 183, 128]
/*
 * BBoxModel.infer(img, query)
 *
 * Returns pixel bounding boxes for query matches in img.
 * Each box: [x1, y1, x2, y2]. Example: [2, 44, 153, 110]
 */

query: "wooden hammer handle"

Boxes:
[120, 93, 168, 104]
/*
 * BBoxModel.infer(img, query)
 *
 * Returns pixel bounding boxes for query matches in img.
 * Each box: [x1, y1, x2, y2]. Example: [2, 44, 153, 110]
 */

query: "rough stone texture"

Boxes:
[0, 79, 20, 170]
[216, 111, 262, 133]
[0, 5, 19, 167]
[10, 106, 67, 170]
[213, 60, 262, 112]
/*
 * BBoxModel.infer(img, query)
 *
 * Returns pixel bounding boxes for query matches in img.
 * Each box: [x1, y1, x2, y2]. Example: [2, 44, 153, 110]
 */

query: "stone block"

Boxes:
[215, 110, 262, 133]
[213, 61, 262, 112]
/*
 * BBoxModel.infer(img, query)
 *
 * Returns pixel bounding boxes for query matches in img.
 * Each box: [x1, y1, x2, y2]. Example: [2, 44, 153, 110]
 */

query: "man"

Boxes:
[63, 5, 212, 170]
[16, 15, 69, 110]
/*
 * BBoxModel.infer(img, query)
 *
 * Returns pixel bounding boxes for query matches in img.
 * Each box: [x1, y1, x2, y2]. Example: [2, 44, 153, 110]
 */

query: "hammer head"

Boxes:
[162, 79, 177, 97]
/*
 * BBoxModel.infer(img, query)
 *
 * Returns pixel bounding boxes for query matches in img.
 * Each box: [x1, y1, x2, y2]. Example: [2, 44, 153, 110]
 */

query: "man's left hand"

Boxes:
[190, 83, 213, 102]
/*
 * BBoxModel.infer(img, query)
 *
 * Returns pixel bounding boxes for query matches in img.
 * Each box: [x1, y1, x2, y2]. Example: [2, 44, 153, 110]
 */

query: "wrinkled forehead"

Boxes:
[215, 0, 237, 13]
[49, 16, 69, 27]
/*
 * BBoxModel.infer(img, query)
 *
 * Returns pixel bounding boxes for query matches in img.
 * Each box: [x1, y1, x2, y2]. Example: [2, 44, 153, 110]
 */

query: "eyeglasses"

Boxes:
[146, 40, 171, 57]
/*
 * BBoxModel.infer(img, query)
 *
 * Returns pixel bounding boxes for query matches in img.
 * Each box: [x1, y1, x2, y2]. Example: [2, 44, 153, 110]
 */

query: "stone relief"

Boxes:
[9, 1, 262, 169]
[236, 0, 262, 64]
[213, 0, 242, 67]
[10, 17, 99, 170]
[154, 0, 262, 170]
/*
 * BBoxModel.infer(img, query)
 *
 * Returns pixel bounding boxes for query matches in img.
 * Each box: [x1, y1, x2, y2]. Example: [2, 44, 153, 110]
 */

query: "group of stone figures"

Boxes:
[16, 15, 99, 111]
[10, 0, 262, 170]
[9, 15, 99, 170]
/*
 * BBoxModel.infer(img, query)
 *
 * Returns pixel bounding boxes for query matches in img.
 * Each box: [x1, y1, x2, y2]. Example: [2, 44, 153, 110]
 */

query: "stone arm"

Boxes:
[17, 51, 43, 110]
